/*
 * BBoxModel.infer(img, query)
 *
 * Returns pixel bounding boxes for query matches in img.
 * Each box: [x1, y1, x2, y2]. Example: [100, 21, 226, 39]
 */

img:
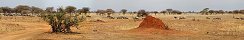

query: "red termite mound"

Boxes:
[136, 16, 168, 30]
[124, 16, 194, 35]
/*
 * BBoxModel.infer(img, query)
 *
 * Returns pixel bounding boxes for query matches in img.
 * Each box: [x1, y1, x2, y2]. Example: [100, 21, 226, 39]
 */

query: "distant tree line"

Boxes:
[0, 5, 244, 16]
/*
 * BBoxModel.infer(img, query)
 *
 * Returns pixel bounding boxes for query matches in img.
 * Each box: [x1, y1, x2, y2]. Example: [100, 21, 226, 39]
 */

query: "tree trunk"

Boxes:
[51, 26, 57, 32]
[65, 26, 71, 33]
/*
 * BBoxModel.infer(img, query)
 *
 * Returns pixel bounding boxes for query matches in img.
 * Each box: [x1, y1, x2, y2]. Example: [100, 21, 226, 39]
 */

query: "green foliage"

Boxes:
[137, 10, 147, 17]
[41, 12, 85, 33]
[166, 9, 173, 14]
[82, 7, 90, 14]
[200, 8, 209, 15]
[106, 9, 115, 16]
[65, 6, 76, 13]
[45, 7, 54, 13]
[31, 6, 43, 13]
[57, 7, 65, 13]
[120, 9, 127, 14]
[1, 7, 12, 13]
[15, 5, 31, 13]
[160, 11, 167, 13]
[77, 7, 90, 15]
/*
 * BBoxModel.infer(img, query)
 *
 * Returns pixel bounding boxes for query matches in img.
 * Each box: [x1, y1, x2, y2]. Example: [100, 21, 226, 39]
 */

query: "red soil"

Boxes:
[137, 16, 168, 30]
[121, 16, 193, 35]
[127, 16, 172, 34]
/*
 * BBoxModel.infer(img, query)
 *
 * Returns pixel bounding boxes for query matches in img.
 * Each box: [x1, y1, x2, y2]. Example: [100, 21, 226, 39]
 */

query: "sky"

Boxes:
[0, 0, 243, 11]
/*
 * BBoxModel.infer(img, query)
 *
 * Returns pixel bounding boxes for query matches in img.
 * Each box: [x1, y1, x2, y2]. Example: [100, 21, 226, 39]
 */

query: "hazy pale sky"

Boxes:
[0, 0, 243, 11]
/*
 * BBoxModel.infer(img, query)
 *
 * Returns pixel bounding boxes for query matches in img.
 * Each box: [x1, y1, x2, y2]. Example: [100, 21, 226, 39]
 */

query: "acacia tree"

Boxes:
[31, 6, 43, 15]
[160, 10, 167, 15]
[218, 10, 224, 15]
[81, 7, 90, 15]
[153, 11, 158, 15]
[1, 7, 12, 13]
[120, 9, 127, 15]
[166, 9, 173, 14]
[106, 9, 115, 16]
[65, 6, 76, 13]
[41, 7, 85, 33]
[200, 8, 209, 15]
[227, 11, 233, 13]
[96, 9, 106, 15]
[77, 9, 83, 14]
[137, 9, 147, 17]
[172, 10, 182, 15]
[15, 5, 31, 14]
[233, 10, 240, 14]
[45, 7, 54, 13]
[208, 10, 214, 15]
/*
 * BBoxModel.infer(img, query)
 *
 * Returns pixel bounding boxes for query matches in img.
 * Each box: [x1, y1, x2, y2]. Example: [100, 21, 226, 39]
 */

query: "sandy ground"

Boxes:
[0, 13, 244, 40]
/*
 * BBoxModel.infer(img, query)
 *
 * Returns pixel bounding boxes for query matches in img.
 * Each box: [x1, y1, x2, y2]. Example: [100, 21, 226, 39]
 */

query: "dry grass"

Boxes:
[0, 13, 244, 40]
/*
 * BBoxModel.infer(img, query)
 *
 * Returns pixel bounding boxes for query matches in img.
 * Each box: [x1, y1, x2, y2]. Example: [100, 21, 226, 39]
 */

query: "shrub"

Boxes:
[137, 10, 148, 17]
[41, 13, 85, 33]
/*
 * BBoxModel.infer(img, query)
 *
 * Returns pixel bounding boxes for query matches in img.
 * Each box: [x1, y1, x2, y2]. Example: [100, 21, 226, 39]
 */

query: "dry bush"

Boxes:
[41, 13, 85, 33]
[137, 10, 147, 17]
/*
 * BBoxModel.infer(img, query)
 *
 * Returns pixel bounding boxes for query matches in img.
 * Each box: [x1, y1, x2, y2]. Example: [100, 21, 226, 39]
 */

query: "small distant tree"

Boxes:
[81, 7, 90, 15]
[45, 7, 54, 13]
[15, 5, 31, 14]
[120, 9, 127, 15]
[172, 10, 182, 15]
[137, 10, 147, 17]
[1, 7, 12, 13]
[200, 8, 209, 15]
[228, 11, 233, 13]
[208, 10, 214, 15]
[160, 11, 167, 14]
[77, 9, 83, 14]
[218, 10, 224, 15]
[96, 9, 106, 15]
[166, 9, 173, 14]
[153, 11, 158, 15]
[106, 9, 115, 16]
[65, 6, 76, 13]
[31, 6, 44, 15]
[233, 10, 240, 14]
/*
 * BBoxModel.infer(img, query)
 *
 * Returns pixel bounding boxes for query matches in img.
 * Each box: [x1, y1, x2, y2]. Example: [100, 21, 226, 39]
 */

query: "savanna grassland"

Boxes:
[0, 13, 244, 40]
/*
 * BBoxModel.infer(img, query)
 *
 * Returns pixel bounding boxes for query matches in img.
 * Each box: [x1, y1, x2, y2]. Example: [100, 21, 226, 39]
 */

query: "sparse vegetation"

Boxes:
[82, 7, 90, 15]
[96, 9, 106, 15]
[1, 4, 244, 40]
[137, 9, 147, 17]
[166, 9, 173, 14]
[200, 8, 209, 15]
[45, 7, 55, 13]
[120, 9, 127, 15]
[106, 9, 115, 17]
[41, 12, 85, 33]
[65, 6, 77, 13]
[41, 6, 85, 33]
[152, 11, 158, 15]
